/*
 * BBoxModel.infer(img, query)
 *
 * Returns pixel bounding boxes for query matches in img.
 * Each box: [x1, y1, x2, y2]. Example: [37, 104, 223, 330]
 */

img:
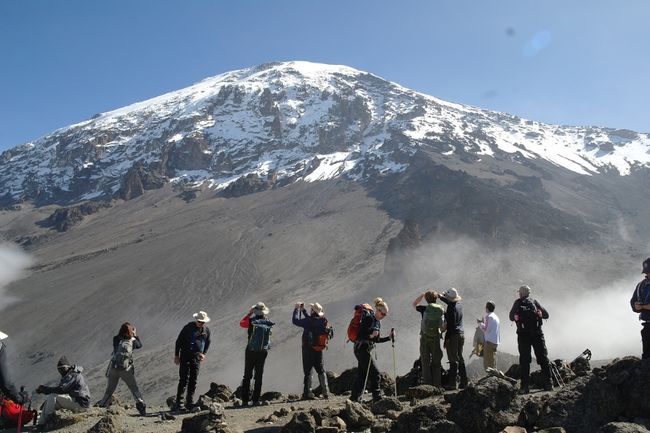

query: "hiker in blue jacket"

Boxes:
[631, 258, 650, 359]
[292, 302, 330, 399]
[173, 311, 211, 411]
[239, 302, 274, 406]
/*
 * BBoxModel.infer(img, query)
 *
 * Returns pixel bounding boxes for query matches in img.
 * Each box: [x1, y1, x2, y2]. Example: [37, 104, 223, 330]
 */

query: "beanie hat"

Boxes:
[57, 356, 71, 368]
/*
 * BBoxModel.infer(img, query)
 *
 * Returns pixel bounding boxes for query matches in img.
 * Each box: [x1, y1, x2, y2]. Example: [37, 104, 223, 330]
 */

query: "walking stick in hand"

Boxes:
[391, 328, 397, 397]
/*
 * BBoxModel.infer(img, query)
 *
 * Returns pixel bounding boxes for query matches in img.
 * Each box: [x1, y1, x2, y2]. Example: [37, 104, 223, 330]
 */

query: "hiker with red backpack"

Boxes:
[349, 298, 394, 402]
[97, 322, 146, 415]
[292, 302, 332, 399]
[35, 356, 91, 427]
[0, 331, 25, 405]
[240, 302, 274, 406]
[630, 258, 650, 359]
[173, 311, 212, 411]
[413, 290, 445, 387]
[509, 285, 551, 394]
[1, 330, 35, 429]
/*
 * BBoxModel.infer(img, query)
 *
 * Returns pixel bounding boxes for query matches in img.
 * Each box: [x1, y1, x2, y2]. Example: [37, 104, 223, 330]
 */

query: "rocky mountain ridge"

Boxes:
[2, 61, 650, 206]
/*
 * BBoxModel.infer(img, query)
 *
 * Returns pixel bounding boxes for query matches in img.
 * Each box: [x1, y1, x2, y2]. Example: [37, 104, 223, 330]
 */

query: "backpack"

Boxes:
[516, 298, 541, 332]
[0, 397, 36, 427]
[347, 304, 374, 342]
[247, 322, 273, 351]
[421, 303, 444, 339]
[111, 338, 134, 370]
[309, 321, 334, 352]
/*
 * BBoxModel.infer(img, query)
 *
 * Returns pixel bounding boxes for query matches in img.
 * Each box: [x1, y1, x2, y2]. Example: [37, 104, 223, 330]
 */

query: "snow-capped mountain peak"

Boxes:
[1, 61, 650, 205]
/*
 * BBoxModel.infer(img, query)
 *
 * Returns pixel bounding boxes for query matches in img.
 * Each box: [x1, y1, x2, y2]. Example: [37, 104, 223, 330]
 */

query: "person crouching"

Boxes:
[36, 356, 90, 427]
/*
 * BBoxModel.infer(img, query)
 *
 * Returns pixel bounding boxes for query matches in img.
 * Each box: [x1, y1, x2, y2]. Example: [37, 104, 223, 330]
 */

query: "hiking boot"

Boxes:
[136, 401, 147, 416]
[458, 380, 468, 389]
[519, 386, 530, 395]
[302, 375, 315, 400]
[171, 399, 183, 412]
[252, 400, 260, 406]
[318, 373, 330, 399]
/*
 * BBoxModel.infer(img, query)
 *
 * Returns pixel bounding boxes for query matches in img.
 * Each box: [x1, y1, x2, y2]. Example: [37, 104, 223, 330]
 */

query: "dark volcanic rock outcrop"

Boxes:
[42, 201, 111, 232]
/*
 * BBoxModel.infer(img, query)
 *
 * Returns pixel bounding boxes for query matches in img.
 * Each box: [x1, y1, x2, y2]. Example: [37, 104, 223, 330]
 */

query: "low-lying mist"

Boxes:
[0, 242, 33, 312]
[377, 236, 643, 365]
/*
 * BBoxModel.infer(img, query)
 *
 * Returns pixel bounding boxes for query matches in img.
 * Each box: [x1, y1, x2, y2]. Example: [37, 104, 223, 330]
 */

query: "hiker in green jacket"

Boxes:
[413, 290, 445, 387]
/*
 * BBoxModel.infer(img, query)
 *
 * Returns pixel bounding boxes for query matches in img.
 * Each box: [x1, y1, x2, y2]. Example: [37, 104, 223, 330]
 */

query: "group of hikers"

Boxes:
[1, 258, 650, 427]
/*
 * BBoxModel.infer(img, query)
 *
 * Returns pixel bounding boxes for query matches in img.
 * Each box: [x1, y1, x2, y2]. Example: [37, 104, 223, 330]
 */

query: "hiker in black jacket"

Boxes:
[98, 322, 146, 415]
[0, 331, 25, 404]
[630, 258, 650, 359]
[292, 302, 331, 399]
[239, 302, 274, 406]
[36, 356, 91, 427]
[173, 311, 211, 411]
[440, 288, 468, 389]
[350, 298, 395, 402]
[509, 285, 551, 393]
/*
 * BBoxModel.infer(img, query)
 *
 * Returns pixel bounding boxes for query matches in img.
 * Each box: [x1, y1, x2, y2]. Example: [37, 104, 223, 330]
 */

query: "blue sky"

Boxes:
[1, 0, 649, 151]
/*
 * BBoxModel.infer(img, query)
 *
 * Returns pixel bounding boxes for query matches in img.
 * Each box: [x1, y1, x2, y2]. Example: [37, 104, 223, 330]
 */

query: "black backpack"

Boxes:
[517, 298, 541, 332]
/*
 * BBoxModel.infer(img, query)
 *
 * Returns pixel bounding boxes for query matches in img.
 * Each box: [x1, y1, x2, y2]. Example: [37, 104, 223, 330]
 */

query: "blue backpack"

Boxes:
[247, 321, 273, 351]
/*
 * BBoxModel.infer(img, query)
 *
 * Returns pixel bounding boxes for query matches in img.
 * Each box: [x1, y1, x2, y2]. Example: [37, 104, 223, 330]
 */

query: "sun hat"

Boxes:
[193, 311, 211, 323]
[518, 285, 531, 297]
[443, 288, 462, 302]
[309, 303, 324, 317]
[251, 302, 270, 316]
[0, 331, 7, 340]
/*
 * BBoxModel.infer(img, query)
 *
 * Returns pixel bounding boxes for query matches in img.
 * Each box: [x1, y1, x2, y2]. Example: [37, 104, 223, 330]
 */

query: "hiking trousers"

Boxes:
[483, 341, 498, 370]
[99, 367, 144, 406]
[351, 344, 379, 400]
[242, 349, 268, 404]
[517, 331, 551, 388]
[445, 332, 467, 387]
[38, 394, 85, 426]
[420, 335, 443, 387]
[642, 323, 650, 360]
[176, 356, 201, 405]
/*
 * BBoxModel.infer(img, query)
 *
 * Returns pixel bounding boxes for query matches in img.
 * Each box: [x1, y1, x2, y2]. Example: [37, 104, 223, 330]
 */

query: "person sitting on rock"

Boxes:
[509, 285, 551, 393]
[0, 331, 27, 404]
[173, 311, 212, 411]
[292, 301, 331, 399]
[350, 297, 394, 402]
[240, 302, 274, 406]
[97, 322, 146, 415]
[413, 290, 445, 387]
[630, 257, 650, 359]
[35, 356, 90, 427]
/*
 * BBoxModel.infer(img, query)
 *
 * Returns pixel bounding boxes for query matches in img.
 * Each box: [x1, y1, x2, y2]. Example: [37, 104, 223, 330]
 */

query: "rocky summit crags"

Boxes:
[2, 61, 650, 206]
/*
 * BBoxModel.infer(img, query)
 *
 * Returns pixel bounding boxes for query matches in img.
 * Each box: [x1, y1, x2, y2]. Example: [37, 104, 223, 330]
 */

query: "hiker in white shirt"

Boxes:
[480, 301, 500, 370]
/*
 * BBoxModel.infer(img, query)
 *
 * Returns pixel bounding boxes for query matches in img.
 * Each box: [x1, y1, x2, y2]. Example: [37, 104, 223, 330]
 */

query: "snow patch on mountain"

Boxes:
[1, 61, 650, 204]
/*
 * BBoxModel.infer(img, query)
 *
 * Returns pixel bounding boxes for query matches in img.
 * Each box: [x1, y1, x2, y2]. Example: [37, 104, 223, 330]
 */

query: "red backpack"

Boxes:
[0, 397, 37, 428]
[347, 303, 374, 342]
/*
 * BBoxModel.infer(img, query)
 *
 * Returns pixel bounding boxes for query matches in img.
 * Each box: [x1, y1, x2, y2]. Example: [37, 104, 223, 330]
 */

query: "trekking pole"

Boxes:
[362, 346, 373, 398]
[391, 328, 397, 397]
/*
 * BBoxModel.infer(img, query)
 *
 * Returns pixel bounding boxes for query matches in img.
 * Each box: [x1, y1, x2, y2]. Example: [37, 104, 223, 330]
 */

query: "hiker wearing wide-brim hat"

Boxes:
[173, 310, 212, 411]
[292, 301, 332, 399]
[630, 258, 650, 359]
[0, 330, 25, 404]
[439, 288, 468, 390]
[509, 285, 551, 394]
[239, 302, 275, 406]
